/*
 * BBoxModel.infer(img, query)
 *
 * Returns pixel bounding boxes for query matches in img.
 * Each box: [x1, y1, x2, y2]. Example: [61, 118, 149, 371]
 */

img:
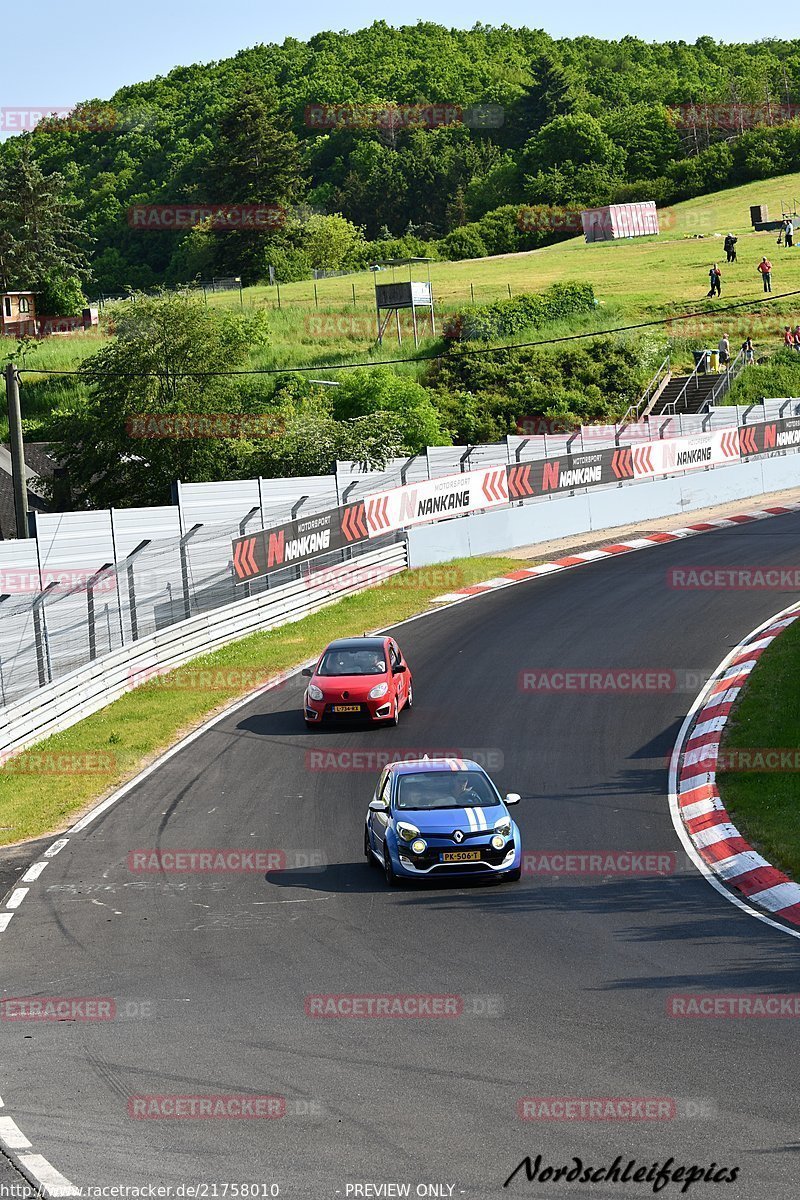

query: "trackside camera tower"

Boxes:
[373, 257, 435, 347]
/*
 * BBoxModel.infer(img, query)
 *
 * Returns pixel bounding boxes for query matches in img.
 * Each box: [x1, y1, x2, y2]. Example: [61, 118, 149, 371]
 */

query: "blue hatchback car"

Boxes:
[364, 758, 522, 884]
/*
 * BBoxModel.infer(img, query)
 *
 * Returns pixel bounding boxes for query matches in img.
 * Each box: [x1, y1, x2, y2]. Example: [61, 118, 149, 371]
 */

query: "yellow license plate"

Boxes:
[441, 850, 481, 863]
[332, 705, 361, 713]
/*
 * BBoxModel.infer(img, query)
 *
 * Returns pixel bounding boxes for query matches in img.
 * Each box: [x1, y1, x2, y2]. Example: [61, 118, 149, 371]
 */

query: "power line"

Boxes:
[15, 289, 800, 379]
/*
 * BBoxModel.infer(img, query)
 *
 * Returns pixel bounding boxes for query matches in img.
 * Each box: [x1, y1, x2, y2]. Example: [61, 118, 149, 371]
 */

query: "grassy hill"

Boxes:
[9, 171, 800, 443]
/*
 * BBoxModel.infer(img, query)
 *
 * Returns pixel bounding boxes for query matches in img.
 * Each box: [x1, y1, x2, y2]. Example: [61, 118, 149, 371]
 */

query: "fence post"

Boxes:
[86, 564, 113, 662]
[179, 525, 203, 620]
[125, 540, 151, 642]
[4, 363, 29, 539]
[352, 283, 357, 309]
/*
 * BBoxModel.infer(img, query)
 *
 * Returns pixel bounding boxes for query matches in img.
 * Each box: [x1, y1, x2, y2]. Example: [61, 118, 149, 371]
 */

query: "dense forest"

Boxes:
[3, 25, 800, 293]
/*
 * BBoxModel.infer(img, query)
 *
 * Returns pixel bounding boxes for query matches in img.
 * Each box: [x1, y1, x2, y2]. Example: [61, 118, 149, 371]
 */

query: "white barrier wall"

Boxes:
[405, 456, 797, 566]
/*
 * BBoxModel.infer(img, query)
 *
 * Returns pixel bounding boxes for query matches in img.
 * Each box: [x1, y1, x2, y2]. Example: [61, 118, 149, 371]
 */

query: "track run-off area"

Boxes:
[2, 511, 800, 1200]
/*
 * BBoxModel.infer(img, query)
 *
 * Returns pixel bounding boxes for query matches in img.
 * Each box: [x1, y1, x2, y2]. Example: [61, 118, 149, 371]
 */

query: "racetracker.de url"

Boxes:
[0, 1187, 281, 1198]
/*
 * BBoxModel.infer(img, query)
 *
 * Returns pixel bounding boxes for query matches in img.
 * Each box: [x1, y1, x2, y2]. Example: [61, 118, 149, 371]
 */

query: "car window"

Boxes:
[395, 770, 501, 810]
[317, 648, 387, 676]
[379, 774, 391, 804]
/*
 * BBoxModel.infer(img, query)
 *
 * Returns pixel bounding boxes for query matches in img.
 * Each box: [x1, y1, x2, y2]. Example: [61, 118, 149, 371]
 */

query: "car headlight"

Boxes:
[396, 822, 420, 843]
[307, 683, 324, 701]
[368, 681, 389, 699]
[491, 834, 506, 850]
[411, 838, 427, 855]
[494, 817, 512, 837]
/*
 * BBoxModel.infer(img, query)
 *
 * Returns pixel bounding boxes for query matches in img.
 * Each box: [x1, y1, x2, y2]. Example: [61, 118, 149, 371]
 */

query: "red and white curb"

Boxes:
[429, 501, 800, 604]
[669, 601, 800, 939]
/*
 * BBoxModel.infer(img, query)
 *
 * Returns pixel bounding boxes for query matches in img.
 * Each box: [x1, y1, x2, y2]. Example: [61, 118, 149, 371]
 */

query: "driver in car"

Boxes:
[451, 775, 483, 806]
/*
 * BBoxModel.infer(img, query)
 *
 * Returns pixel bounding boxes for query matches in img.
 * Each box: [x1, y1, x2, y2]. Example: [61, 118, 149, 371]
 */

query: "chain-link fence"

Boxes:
[0, 513, 400, 711]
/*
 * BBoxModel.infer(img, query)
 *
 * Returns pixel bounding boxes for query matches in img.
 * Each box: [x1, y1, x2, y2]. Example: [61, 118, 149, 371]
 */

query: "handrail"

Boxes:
[661, 354, 705, 417]
[707, 347, 746, 407]
[618, 355, 670, 430]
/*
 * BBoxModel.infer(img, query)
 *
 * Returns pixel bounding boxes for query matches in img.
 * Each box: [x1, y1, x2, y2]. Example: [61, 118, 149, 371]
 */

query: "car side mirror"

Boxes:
[301, 667, 313, 677]
[393, 663, 407, 674]
[369, 798, 389, 812]
[505, 793, 521, 805]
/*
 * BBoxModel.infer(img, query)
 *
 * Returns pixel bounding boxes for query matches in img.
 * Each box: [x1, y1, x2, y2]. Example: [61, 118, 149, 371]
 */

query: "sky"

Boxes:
[0, 0, 789, 135]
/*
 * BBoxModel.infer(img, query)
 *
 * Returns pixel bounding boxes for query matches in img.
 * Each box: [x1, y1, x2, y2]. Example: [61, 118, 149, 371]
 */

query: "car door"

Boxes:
[369, 770, 393, 856]
[388, 641, 405, 706]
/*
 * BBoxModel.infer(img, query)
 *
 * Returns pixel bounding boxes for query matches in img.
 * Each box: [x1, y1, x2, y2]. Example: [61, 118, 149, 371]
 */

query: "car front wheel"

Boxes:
[364, 826, 378, 865]
[384, 848, 398, 886]
[505, 867, 522, 882]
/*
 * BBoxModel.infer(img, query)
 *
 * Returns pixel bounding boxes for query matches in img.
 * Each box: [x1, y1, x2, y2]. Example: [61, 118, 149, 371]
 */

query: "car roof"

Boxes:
[324, 637, 388, 651]
[389, 758, 485, 776]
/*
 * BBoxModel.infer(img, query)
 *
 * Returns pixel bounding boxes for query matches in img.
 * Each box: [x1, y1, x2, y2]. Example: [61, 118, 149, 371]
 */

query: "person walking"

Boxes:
[758, 256, 772, 292]
[708, 263, 722, 297]
[742, 336, 755, 364]
[724, 233, 737, 262]
[718, 333, 730, 367]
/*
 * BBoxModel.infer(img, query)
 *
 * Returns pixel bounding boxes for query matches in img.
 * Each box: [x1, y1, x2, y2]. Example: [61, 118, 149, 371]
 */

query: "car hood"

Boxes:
[313, 673, 387, 696]
[394, 806, 505, 835]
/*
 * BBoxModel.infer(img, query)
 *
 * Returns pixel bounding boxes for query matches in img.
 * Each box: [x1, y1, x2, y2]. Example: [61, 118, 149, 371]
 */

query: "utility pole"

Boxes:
[4, 363, 29, 538]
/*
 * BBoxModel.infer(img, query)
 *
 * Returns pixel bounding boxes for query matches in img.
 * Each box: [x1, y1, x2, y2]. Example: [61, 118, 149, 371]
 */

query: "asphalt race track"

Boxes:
[3, 514, 800, 1200]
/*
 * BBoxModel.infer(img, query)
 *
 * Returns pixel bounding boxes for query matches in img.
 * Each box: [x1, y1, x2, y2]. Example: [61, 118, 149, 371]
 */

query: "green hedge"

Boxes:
[443, 281, 597, 342]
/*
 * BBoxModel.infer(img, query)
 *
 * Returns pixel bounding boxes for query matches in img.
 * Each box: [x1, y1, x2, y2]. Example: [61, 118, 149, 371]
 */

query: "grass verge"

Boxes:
[717, 615, 800, 879]
[0, 555, 518, 848]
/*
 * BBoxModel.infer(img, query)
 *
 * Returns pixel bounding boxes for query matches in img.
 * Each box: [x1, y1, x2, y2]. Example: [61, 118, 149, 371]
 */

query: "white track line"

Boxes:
[5, 888, 28, 910]
[17, 1153, 79, 1196]
[20, 862, 48, 883]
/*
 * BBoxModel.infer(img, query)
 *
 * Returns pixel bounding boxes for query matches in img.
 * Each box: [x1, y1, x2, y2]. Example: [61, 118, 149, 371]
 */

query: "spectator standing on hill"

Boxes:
[795, 324, 800, 349]
[742, 336, 755, 364]
[718, 333, 730, 366]
[785, 219, 794, 248]
[724, 234, 737, 262]
[758, 257, 772, 292]
[783, 326, 795, 350]
[707, 263, 721, 297]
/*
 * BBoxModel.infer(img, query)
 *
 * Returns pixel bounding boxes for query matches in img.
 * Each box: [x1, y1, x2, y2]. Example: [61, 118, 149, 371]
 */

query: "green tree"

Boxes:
[47, 293, 271, 507]
[206, 84, 305, 282]
[332, 368, 448, 451]
[299, 212, 366, 270]
[507, 51, 579, 146]
[0, 143, 90, 292]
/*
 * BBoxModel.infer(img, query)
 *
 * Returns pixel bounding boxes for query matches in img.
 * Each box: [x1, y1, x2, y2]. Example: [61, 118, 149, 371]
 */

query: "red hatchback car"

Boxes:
[302, 636, 413, 727]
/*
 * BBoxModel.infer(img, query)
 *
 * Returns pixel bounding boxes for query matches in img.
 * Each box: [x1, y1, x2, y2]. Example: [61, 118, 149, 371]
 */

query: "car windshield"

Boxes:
[317, 647, 386, 677]
[395, 770, 501, 810]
